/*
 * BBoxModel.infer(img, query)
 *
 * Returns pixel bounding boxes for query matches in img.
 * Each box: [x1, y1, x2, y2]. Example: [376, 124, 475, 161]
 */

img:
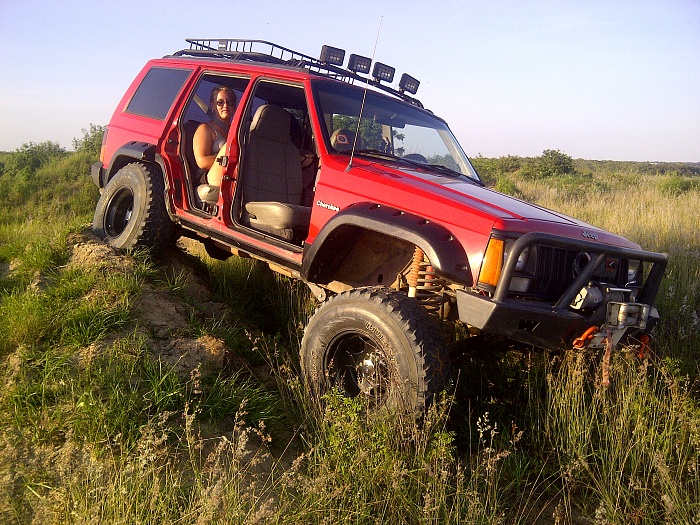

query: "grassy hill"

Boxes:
[1, 137, 698, 523]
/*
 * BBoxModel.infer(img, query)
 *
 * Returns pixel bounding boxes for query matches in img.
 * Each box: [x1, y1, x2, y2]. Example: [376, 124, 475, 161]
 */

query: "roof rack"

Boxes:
[171, 38, 424, 108]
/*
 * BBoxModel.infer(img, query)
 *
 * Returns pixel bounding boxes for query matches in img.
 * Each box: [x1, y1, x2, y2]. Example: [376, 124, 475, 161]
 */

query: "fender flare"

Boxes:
[102, 142, 157, 188]
[301, 202, 472, 285]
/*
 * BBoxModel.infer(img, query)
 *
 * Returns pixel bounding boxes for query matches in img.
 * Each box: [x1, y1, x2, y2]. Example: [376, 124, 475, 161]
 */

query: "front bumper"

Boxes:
[455, 232, 668, 350]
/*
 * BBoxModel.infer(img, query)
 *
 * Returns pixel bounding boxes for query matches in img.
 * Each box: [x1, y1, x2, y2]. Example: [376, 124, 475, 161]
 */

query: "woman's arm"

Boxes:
[193, 123, 216, 170]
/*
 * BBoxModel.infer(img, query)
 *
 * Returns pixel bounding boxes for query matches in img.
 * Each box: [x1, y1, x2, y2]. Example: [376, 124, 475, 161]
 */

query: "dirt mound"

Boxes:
[67, 231, 238, 377]
[68, 231, 136, 272]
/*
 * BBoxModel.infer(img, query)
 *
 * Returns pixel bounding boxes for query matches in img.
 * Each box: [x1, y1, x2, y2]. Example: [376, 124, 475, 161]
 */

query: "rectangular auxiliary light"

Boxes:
[348, 53, 372, 74]
[399, 73, 420, 95]
[320, 45, 345, 66]
[372, 62, 395, 83]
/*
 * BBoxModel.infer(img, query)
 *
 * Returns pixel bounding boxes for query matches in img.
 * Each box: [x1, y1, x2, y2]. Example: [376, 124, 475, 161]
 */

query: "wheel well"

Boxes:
[105, 155, 138, 184]
[306, 225, 415, 289]
[302, 203, 472, 290]
[104, 142, 159, 187]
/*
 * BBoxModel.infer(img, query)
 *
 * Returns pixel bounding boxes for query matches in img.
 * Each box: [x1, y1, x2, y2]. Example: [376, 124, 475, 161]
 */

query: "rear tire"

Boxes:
[92, 162, 175, 251]
[300, 287, 451, 413]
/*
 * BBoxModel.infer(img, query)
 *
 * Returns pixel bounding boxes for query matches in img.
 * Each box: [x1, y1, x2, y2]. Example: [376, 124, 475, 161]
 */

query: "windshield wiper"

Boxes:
[395, 156, 462, 177]
[353, 148, 400, 160]
[402, 159, 484, 185]
[425, 163, 463, 177]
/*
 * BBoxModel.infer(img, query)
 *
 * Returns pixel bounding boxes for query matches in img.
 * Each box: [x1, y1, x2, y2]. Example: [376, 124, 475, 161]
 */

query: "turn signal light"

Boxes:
[479, 238, 505, 287]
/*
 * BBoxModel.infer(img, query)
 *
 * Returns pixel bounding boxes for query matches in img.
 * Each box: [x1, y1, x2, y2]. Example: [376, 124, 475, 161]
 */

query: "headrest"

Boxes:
[250, 104, 292, 142]
[330, 128, 360, 151]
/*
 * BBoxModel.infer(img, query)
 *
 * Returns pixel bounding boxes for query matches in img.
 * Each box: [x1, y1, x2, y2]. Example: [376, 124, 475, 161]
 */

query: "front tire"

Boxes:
[92, 162, 175, 251]
[300, 287, 451, 413]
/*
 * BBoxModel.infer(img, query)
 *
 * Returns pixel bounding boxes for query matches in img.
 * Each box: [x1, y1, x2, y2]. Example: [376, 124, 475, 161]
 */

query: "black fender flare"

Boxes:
[301, 202, 472, 285]
[101, 142, 158, 188]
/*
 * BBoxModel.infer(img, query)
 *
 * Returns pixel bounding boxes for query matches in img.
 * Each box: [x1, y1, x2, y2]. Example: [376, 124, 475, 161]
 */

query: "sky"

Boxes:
[0, 0, 698, 162]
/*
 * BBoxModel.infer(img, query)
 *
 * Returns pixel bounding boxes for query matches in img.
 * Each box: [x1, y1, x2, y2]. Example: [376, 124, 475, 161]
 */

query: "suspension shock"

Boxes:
[407, 246, 449, 318]
[407, 246, 424, 298]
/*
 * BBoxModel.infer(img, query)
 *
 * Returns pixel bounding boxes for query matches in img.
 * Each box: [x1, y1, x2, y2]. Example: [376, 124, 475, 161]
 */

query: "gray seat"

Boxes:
[242, 104, 311, 240]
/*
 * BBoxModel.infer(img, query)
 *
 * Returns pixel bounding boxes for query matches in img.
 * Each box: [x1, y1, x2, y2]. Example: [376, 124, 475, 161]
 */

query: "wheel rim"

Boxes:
[325, 331, 393, 408]
[104, 187, 134, 237]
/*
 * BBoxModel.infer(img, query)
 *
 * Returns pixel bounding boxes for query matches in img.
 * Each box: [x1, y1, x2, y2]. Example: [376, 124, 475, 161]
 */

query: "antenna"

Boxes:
[345, 17, 383, 173]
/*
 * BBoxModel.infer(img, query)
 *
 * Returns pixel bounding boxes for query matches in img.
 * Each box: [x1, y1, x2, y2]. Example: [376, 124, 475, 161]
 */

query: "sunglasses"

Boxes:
[216, 99, 236, 107]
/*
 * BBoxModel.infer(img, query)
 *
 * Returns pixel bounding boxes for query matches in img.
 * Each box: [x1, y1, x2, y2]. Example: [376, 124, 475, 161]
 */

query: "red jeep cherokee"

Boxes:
[92, 39, 667, 411]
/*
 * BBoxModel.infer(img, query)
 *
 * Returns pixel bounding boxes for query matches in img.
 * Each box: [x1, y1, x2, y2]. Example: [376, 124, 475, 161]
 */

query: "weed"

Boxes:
[1, 145, 699, 524]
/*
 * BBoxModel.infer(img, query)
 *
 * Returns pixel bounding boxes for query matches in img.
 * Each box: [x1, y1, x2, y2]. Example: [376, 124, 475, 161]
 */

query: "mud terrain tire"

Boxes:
[300, 287, 451, 413]
[92, 162, 175, 251]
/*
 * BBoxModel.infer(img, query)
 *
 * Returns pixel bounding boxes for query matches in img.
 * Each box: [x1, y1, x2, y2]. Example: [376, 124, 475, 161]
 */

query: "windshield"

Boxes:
[313, 80, 481, 182]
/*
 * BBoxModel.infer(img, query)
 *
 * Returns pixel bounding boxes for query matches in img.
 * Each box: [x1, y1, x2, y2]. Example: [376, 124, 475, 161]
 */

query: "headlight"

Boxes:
[627, 260, 642, 285]
[507, 244, 530, 271]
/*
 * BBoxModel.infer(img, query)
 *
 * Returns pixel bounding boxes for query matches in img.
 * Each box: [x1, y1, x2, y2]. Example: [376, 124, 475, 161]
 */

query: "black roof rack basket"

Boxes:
[171, 38, 424, 108]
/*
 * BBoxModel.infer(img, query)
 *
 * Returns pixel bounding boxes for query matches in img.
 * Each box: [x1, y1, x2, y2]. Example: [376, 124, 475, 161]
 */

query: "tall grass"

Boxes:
[543, 349, 700, 523]
[1, 143, 698, 523]
[515, 172, 700, 371]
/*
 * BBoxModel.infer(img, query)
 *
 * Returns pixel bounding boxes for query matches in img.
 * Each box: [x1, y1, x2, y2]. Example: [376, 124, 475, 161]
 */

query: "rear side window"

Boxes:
[126, 67, 192, 120]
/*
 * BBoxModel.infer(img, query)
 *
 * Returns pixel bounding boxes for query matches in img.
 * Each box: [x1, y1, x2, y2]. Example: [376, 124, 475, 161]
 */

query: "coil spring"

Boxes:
[407, 248, 449, 318]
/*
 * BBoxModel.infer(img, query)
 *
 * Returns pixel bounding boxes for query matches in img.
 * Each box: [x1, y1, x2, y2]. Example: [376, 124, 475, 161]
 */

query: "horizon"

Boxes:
[1, 0, 698, 163]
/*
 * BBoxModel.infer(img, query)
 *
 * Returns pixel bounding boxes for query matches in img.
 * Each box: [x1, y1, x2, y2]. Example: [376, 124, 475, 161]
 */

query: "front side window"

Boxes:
[242, 80, 312, 150]
[126, 67, 192, 120]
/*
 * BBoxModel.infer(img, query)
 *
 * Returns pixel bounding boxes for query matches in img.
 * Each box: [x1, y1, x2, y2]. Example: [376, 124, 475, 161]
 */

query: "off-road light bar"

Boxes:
[372, 62, 395, 83]
[348, 53, 372, 74]
[399, 73, 420, 95]
[320, 45, 345, 66]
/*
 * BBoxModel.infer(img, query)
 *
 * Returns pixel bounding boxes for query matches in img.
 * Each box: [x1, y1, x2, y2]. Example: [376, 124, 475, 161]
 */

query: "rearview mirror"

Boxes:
[374, 113, 406, 129]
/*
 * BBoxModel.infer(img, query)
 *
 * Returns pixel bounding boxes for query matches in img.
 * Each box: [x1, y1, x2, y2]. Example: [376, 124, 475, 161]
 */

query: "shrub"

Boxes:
[494, 175, 520, 196]
[497, 155, 521, 174]
[72, 124, 105, 156]
[2, 141, 67, 174]
[658, 174, 698, 196]
[521, 149, 576, 180]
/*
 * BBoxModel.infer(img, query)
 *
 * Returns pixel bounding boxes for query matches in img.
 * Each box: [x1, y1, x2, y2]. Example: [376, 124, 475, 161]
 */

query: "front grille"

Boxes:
[531, 246, 573, 301]
[526, 246, 629, 303]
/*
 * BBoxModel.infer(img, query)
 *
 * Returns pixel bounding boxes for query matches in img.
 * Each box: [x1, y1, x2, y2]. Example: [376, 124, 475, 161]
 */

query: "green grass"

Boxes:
[0, 143, 698, 523]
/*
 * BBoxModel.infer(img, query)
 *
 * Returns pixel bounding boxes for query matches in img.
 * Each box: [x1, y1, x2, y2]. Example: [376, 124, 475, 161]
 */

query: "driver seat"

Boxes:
[241, 104, 311, 241]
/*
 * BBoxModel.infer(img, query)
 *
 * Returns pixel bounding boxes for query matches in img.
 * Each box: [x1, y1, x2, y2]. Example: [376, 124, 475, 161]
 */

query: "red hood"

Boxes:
[348, 158, 641, 250]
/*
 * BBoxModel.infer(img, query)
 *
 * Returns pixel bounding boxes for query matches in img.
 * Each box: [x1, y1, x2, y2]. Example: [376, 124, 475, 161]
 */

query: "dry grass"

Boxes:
[1, 148, 699, 523]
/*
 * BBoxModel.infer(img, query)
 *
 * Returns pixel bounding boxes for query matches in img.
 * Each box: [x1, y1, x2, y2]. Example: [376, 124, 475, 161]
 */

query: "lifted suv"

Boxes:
[92, 39, 667, 411]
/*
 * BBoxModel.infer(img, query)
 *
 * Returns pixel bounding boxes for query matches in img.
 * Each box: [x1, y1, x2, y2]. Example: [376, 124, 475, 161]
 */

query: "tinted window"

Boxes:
[181, 74, 250, 124]
[126, 67, 192, 120]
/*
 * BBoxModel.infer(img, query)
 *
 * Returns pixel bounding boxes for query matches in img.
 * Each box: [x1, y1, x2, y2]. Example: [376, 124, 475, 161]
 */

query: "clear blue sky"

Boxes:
[1, 0, 698, 162]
